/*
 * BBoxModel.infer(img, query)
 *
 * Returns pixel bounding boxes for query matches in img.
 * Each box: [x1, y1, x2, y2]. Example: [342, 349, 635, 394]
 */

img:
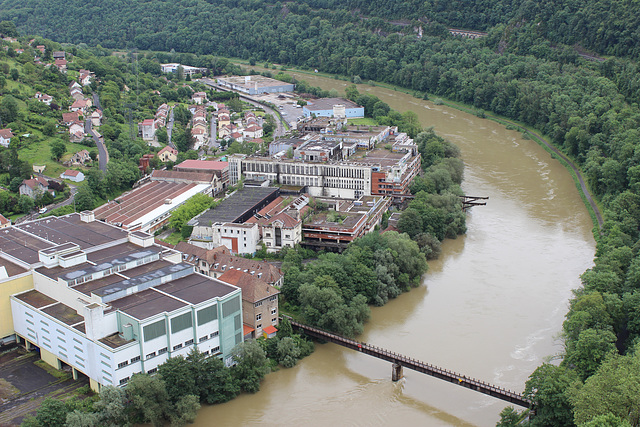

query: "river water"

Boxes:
[194, 73, 596, 426]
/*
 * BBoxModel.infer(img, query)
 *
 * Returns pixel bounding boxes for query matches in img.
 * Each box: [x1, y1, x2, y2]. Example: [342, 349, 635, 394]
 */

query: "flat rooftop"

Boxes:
[304, 211, 365, 230]
[99, 332, 135, 349]
[305, 98, 361, 111]
[35, 243, 163, 282]
[14, 289, 57, 309]
[218, 75, 293, 89]
[109, 288, 188, 320]
[0, 256, 29, 277]
[350, 148, 408, 168]
[0, 227, 53, 265]
[193, 187, 278, 225]
[16, 213, 128, 249]
[155, 274, 237, 305]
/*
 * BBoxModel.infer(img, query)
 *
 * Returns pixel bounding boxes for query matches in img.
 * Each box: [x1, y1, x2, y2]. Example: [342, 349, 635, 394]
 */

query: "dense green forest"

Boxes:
[1, 0, 640, 59]
[2, 0, 640, 424]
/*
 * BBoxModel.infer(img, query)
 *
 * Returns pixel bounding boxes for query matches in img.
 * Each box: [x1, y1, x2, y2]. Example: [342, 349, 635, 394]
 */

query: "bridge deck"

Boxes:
[290, 320, 531, 408]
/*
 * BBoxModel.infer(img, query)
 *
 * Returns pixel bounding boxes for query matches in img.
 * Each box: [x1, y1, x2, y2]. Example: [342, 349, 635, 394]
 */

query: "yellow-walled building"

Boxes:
[0, 260, 34, 343]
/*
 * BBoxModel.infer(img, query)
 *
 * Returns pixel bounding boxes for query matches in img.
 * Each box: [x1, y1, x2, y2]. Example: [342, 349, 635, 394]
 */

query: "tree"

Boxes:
[397, 207, 423, 238]
[158, 355, 197, 403]
[18, 195, 34, 214]
[231, 340, 270, 393]
[171, 394, 200, 427]
[564, 328, 617, 380]
[43, 122, 57, 137]
[200, 355, 240, 404]
[92, 386, 130, 427]
[74, 185, 95, 211]
[65, 410, 100, 427]
[277, 336, 301, 368]
[9, 176, 22, 193]
[524, 364, 578, 427]
[125, 374, 172, 427]
[570, 347, 640, 426]
[34, 398, 71, 427]
[50, 140, 66, 161]
[0, 95, 19, 124]
[0, 20, 18, 37]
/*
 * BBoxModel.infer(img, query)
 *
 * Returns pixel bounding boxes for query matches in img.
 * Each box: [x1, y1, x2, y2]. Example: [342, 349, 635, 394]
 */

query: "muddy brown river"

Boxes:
[194, 72, 596, 426]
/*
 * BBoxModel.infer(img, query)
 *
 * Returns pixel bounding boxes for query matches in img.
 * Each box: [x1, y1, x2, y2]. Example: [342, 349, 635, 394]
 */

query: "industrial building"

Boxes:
[2, 213, 243, 392]
[216, 75, 294, 95]
[302, 98, 364, 118]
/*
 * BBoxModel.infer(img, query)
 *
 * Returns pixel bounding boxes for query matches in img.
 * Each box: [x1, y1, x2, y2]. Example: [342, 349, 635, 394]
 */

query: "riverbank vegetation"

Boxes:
[3, 0, 640, 423]
[21, 322, 313, 427]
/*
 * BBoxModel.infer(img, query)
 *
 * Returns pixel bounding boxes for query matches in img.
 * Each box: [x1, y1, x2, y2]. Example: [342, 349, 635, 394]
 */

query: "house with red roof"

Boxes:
[158, 146, 178, 163]
[35, 92, 54, 106]
[192, 91, 207, 105]
[19, 177, 52, 199]
[70, 98, 91, 114]
[60, 169, 85, 182]
[0, 213, 10, 229]
[54, 58, 67, 73]
[0, 129, 14, 148]
[242, 124, 263, 139]
[61, 112, 80, 126]
[91, 109, 102, 127]
[138, 119, 156, 141]
[175, 159, 229, 190]
[218, 269, 279, 339]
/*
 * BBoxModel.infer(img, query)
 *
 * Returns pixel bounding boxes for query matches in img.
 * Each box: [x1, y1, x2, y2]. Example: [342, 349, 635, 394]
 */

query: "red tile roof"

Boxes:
[263, 325, 278, 335]
[175, 160, 228, 171]
[0, 129, 14, 139]
[158, 146, 178, 155]
[62, 169, 80, 177]
[218, 269, 279, 303]
[243, 325, 255, 336]
[0, 214, 9, 226]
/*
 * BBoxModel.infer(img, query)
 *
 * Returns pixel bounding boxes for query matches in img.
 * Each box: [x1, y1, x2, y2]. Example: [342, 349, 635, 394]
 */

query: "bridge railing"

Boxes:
[288, 318, 531, 408]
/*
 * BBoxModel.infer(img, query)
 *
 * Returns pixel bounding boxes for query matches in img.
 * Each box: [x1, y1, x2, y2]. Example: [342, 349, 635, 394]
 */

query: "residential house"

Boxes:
[91, 110, 102, 127]
[78, 69, 94, 86]
[0, 213, 10, 228]
[174, 243, 283, 286]
[192, 92, 207, 105]
[0, 129, 14, 148]
[70, 99, 91, 115]
[158, 146, 178, 163]
[138, 119, 156, 141]
[19, 177, 51, 199]
[62, 112, 80, 126]
[52, 51, 65, 60]
[191, 127, 207, 146]
[229, 132, 244, 142]
[36, 45, 45, 54]
[60, 169, 85, 182]
[218, 269, 279, 339]
[54, 59, 67, 73]
[217, 113, 231, 129]
[68, 121, 85, 141]
[242, 124, 263, 139]
[70, 150, 91, 165]
[35, 92, 53, 106]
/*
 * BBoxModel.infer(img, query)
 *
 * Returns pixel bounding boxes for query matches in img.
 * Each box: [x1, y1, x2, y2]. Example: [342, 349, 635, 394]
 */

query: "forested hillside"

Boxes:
[3, 0, 640, 425]
[1, 0, 640, 59]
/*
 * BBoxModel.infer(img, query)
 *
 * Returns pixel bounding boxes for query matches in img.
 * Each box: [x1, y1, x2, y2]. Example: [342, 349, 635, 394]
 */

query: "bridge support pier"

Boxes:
[392, 363, 403, 381]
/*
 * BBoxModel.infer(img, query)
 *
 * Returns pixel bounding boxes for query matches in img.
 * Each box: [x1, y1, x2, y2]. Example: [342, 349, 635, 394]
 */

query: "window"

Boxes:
[266, 233, 271, 237]
[197, 305, 218, 326]
[210, 331, 219, 338]
[119, 377, 130, 385]
[199, 336, 208, 343]
[130, 356, 141, 363]
[255, 301, 263, 308]
[143, 319, 166, 342]
[117, 361, 129, 369]
[146, 352, 156, 360]
[272, 318, 277, 323]
[170, 312, 193, 334]
[158, 347, 168, 355]
[212, 346, 220, 353]
[203, 350, 209, 356]
[185, 339, 194, 346]
[173, 344, 183, 351]
[221, 265, 226, 271]
[270, 295, 277, 301]
[271, 307, 277, 315]
[147, 368, 158, 374]
[256, 324, 262, 329]
[258, 273, 262, 278]
[256, 313, 262, 321]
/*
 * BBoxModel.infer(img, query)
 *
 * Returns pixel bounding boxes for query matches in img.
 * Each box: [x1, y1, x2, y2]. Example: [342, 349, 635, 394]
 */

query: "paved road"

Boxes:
[91, 91, 102, 111]
[85, 119, 108, 173]
[199, 78, 287, 138]
[167, 106, 176, 149]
